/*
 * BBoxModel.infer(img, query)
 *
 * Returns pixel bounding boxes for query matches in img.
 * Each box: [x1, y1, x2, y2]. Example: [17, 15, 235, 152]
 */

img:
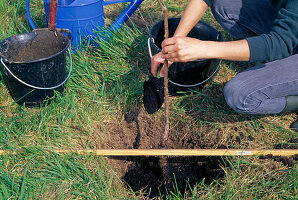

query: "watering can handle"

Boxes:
[26, 0, 37, 30]
[26, 0, 58, 30]
[0, 49, 72, 90]
[27, 0, 58, 31]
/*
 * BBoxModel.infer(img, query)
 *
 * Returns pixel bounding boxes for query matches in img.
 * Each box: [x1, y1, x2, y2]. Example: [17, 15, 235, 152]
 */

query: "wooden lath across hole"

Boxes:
[0, 149, 297, 156]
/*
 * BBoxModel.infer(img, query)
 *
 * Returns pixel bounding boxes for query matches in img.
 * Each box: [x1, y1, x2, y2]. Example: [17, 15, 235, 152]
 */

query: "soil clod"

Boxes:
[274, 143, 297, 149]
[260, 154, 295, 167]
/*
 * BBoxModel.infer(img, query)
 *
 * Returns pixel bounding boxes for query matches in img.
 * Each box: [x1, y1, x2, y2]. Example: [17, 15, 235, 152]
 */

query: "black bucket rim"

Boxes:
[148, 17, 223, 87]
[0, 29, 70, 64]
[149, 18, 223, 63]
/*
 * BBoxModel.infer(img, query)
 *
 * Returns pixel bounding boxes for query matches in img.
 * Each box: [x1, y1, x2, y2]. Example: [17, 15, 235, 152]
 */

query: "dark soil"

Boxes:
[97, 109, 226, 198]
[259, 154, 296, 167]
[274, 143, 297, 149]
[114, 156, 225, 198]
[1, 30, 68, 63]
[288, 138, 298, 143]
[95, 109, 297, 198]
[264, 137, 298, 167]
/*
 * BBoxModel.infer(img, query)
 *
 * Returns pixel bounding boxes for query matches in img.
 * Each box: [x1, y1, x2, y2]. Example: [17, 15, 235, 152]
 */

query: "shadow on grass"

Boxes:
[175, 82, 268, 123]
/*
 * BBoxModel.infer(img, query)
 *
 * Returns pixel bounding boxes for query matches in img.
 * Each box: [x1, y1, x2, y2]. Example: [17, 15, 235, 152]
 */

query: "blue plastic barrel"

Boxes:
[26, 0, 144, 50]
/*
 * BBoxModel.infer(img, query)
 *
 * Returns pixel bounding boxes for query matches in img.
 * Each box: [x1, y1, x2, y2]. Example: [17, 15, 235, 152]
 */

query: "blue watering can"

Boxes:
[26, 0, 144, 50]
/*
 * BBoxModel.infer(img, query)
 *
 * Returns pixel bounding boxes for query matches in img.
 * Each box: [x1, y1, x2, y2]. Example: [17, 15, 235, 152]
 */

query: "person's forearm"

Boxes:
[204, 39, 250, 61]
[174, 0, 208, 37]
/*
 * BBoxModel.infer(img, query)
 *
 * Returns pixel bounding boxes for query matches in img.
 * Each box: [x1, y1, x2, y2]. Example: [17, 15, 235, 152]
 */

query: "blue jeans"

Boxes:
[210, 0, 298, 114]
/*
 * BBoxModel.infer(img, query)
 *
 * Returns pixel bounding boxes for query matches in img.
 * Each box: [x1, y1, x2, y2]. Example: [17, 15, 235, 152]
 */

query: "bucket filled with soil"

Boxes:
[0, 29, 72, 107]
[148, 18, 222, 94]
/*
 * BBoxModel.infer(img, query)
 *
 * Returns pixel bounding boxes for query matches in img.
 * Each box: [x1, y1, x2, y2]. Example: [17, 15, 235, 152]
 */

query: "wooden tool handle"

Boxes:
[48, 0, 58, 31]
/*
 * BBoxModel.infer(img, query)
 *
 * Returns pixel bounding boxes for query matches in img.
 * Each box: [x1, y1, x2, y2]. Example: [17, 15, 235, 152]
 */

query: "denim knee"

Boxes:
[223, 79, 262, 114]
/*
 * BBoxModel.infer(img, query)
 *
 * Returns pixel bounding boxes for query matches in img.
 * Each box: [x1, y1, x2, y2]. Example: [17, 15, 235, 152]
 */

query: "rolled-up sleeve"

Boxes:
[247, 1, 298, 62]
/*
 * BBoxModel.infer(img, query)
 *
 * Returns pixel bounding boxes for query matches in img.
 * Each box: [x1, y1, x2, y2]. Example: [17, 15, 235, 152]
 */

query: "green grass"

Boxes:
[0, 147, 138, 199]
[0, 0, 297, 199]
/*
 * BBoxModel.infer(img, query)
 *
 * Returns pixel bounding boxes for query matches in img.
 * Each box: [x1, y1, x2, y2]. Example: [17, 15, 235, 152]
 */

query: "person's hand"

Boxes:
[150, 36, 205, 77]
[150, 51, 173, 77]
[161, 36, 206, 63]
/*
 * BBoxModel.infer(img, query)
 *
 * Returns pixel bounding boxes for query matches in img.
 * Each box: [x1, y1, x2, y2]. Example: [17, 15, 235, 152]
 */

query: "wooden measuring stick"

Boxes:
[0, 149, 297, 157]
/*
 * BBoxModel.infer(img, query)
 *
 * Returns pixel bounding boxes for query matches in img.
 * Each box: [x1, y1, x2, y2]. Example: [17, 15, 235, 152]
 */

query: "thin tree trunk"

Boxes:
[158, 0, 170, 148]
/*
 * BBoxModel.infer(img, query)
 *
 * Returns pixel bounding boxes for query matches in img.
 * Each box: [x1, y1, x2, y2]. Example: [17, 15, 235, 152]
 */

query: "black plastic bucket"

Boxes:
[148, 18, 222, 95]
[0, 29, 72, 107]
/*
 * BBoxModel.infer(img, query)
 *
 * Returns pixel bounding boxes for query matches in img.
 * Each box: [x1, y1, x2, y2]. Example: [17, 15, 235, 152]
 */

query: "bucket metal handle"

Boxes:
[148, 37, 154, 58]
[0, 48, 72, 90]
[168, 59, 222, 88]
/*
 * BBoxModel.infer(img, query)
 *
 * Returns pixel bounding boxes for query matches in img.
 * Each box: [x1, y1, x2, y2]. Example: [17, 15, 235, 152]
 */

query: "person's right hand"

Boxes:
[151, 51, 173, 77]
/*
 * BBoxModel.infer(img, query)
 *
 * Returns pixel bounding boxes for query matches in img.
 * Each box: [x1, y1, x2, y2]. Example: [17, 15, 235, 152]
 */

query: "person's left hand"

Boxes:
[161, 36, 206, 62]
[151, 51, 174, 77]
